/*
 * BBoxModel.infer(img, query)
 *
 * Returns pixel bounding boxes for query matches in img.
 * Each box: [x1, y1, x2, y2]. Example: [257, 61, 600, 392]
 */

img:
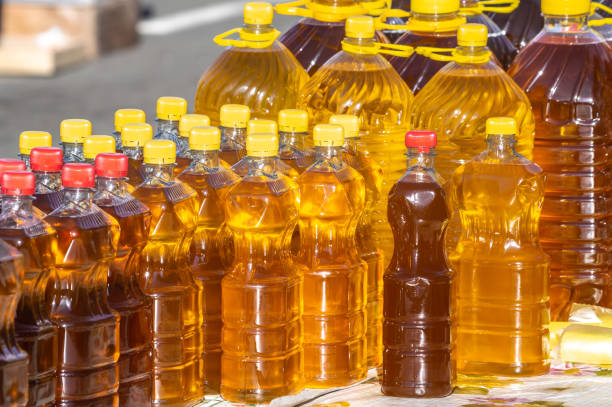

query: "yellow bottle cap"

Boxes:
[60, 119, 92, 143]
[121, 123, 153, 148]
[541, 0, 591, 16]
[345, 16, 375, 39]
[220, 104, 250, 128]
[244, 2, 274, 25]
[247, 119, 278, 136]
[457, 23, 488, 47]
[114, 109, 146, 132]
[329, 114, 360, 139]
[143, 140, 176, 164]
[278, 109, 309, 133]
[246, 134, 278, 157]
[156, 96, 188, 121]
[179, 114, 211, 137]
[486, 117, 517, 135]
[313, 124, 344, 147]
[19, 131, 52, 155]
[412, 0, 460, 14]
[83, 135, 116, 159]
[190, 127, 221, 151]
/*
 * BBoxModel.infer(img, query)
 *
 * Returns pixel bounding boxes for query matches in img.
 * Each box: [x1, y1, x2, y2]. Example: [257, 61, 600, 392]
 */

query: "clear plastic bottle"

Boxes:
[131, 140, 204, 406]
[382, 131, 452, 397]
[221, 131, 304, 403]
[299, 15, 414, 266]
[46, 163, 121, 406]
[298, 124, 367, 387]
[154, 96, 188, 143]
[176, 114, 211, 173]
[93, 154, 153, 407]
[508, 0, 612, 321]
[60, 119, 91, 163]
[219, 105, 249, 166]
[410, 23, 534, 181]
[19, 131, 52, 169]
[278, 109, 314, 174]
[30, 148, 63, 215]
[121, 123, 153, 187]
[83, 135, 116, 165]
[178, 127, 240, 394]
[0, 170, 58, 407]
[329, 114, 384, 368]
[113, 109, 146, 152]
[195, 2, 309, 124]
[447, 117, 550, 376]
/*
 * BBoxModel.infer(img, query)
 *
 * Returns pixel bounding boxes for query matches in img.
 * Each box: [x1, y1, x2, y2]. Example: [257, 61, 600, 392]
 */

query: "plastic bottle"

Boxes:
[93, 154, 153, 407]
[299, 15, 414, 267]
[154, 96, 188, 143]
[19, 131, 52, 169]
[113, 109, 146, 152]
[0, 238, 29, 407]
[176, 114, 211, 173]
[410, 23, 535, 181]
[329, 114, 384, 367]
[60, 119, 92, 163]
[46, 163, 121, 406]
[278, 109, 314, 174]
[177, 127, 240, 394]
[0, 159, 27, 190]
[194, 2, 309, 124]
[508, 0, 612, 321]
[131, 140, 204, 406]
[83, 135, 116, 165]
[382, 131, 452, 397]
[219, 104, 249, 166]
[447, 117, 550, 376]
[121, 123, 153, 187]
[30, 148, 63, 215]
[275, 0, 390, 74]
[221, 130, 304, 404]
[297, 124, 367, 387]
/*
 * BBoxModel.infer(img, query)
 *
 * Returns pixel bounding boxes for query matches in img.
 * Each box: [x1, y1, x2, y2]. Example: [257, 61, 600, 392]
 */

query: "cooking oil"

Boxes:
[30, 148, 63, 215]
[278, 109, 314, 174]
[176, 114, 211, 173]
[121, 123, 153, 187]
[219, 104, 249, 166]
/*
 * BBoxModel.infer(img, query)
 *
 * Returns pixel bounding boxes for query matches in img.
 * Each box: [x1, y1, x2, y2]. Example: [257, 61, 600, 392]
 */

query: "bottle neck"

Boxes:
[314, 146, 345, 167]
[189, 150, 221, 172]
[406, 148, 435, 171]
[34, 171, 62, 193]
[19, 154, 31, 169]
[343, 137, 360, 154]
[279, 131, 307, 153]
[220, 126, 246, 151]
[543, 14, 589, 33]
[343, 36, 377, 54]
[247, 156, 280, 176]
[122, 146, 144, 160]
[62, 187, 94, 208]
[96, 176, 128, 198]
[485, 134, 517, 159]
[142, 163, 176, 184]
[62, 142, 84, 162]
[1, 195, 34, 214]
[411, 11, 459, 25]
[455, 45, 490, 61]
[242, 23, 275, 36]
[156, 119, 179, 134]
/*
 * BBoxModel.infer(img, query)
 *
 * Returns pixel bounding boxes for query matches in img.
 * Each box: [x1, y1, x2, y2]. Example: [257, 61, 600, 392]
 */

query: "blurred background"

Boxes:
[0, 0, 294, 154]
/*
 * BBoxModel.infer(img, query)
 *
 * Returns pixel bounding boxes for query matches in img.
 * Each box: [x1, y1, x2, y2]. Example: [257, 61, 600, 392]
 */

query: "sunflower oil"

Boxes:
[279, 109, 314, 173]
[176, 114, 211, 173]
[219, 105, 249, 166]
[19, 131, 52, 169]
[194, 2, 309, 124]
[30, 148, 63, 215]
[60, 119, 91, 163]
[154, 96, 188, 143]
[508, 0, 612, 321]
[121, 123, 153, 187]
[448, 118, 550, 376]
[83, 135, 116, 165]
[113, 109, 146, 152]
[298, 15, 413, 267]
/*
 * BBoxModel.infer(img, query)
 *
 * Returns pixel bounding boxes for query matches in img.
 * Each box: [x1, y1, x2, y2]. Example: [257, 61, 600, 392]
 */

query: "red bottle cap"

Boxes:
[0, 159, 27, 185]
[30, 147, 63, 172]
[405, 131, 437, 152]
[62, 163, 95, 188]
[95, 153, 128, 178]
[1, 171, 35, 196]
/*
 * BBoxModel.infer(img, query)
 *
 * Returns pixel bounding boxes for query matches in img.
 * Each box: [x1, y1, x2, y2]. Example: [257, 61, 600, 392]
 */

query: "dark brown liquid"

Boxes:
[219, 149, 245, 167]
[127, 158, 145, 187]
[488, 0, 542, 50]
[33, 192, 62, 215]
[382, 171, 452, 397]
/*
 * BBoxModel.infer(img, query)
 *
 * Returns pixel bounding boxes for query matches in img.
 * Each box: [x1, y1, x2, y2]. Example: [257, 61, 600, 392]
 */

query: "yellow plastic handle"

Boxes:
[276, 0, 371, 22]
[589, 3, 612, 27]
[460, 0, 518, 15]
[342, 40, 414, 56]
[360, 0, 392, 16]
[416, 46, 492, 63]
[376, 9, 411, 30]
[275, 0, 314, 18]
[214, 27, 281, 49]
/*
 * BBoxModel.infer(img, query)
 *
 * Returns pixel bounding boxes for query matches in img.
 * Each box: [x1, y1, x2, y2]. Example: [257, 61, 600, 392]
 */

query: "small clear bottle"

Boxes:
[278, 109, 314, 174]
[19, 131, 52, 169]
[83, 135, 116, 165]
[113, 108, 146, 152]
[121, 123, 153, 187]
[176, 114, 211, 173]
[154, 96, 188, 144]
[30, 148, 63, 215]
[219, 104, 249, 166]
[60, 119, 91, 163]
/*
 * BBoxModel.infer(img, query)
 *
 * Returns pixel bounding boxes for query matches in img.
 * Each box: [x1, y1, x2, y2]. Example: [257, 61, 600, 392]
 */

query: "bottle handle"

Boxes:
[416, 46, 492, 63]
[342, 40, 415, 57]
[589, 3, 612, 27]
[275, 0, 375, 22]
[376, 9, 411, 31]
[460, 0, 519, 15]
[214, 28, 281, 49]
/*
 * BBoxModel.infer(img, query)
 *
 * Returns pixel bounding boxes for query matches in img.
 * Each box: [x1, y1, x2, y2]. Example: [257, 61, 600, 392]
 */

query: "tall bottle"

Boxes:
[131, 140, 204, 406]
[93, 154, 153, 407]
[298, 124, 367, 387]
[46, 163, 121, 406]
[19, 131, 52, 169]
[0, 238, 28, 407]
[508, 0, 612, 320]
[60, 119, 92, 163]
[219, 104, 249, 166]
[411, 23, 535, 180]
[299, 15, 414, 266]
[222, 131, 304, 403]
[113, 109, 146, 152]
[194, 2, 309, 124]
[154, 96, 188, 143]
[448, 117, 550, 376]
[0, 170, 57, 407]
[382, 131, 452, 398]
[83, 135, 116, 165]
[278, 109, 314, 174]
[178, 127, 240, 394]
[176, 114, 211, 173]
[30, 148, 63, 215]
[330, 114, 384, 367]
[121, 123, 153, 187]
